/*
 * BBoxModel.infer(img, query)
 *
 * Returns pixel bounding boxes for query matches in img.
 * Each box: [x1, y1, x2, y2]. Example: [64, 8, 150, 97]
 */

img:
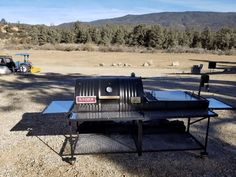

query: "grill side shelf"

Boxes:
[207, 98, 234, 110]
[42, 101, 74, 114]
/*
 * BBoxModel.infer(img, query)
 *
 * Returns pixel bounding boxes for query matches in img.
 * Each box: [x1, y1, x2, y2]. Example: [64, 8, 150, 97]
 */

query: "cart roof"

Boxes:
[15, 53, 30, 56]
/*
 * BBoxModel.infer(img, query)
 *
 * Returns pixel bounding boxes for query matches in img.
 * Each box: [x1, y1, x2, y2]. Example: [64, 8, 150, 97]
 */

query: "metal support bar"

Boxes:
[68, 120, 74, 161]
[202, 117, 210, 155]
[64, 113, 211, 161]
[188, 133, 205, 149]
[190, 117, 207, 125]
[76, 121, 80, 135]
[198, 85, 202, 96]
[137, 120, 143, 156]
[187, 118, 190, 132]
[187, 116, 210, 156]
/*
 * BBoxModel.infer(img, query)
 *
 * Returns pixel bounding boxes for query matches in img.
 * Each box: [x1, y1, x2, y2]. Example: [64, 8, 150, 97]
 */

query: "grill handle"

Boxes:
[99, 96, 120, 100]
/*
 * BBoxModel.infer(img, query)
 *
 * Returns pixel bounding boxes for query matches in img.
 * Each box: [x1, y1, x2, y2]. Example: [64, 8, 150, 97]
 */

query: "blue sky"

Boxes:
[0, 0, 235, 25]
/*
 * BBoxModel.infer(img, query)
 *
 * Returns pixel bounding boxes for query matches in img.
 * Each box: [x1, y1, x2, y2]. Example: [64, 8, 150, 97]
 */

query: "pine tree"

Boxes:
[146, 25, 163, 48]
[131, 25, 147, 46]
[191, 31, 202, 48]
[112, 29, 125, 45]
[215, 28, 232, 50]
[60, 30, 74, 43]
[201, 27, 213, 50]
[162, 29, 177, 49]
[89, 27, 101, 44]
[99, 27, 112, 45]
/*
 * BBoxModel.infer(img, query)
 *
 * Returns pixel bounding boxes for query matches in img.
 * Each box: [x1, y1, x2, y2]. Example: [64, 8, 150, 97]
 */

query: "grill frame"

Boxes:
[41, 74, 234, 163]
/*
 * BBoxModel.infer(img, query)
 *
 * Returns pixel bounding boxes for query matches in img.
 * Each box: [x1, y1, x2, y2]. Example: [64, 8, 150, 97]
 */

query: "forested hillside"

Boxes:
[0, 19, 235, 52]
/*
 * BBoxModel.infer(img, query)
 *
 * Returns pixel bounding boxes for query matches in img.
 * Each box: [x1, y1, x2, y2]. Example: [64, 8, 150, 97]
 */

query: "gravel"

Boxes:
[0, 71, 235, 177]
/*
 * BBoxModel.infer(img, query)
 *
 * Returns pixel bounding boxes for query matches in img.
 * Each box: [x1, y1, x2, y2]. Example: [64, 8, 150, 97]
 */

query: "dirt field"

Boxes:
[0, 50, 235, 177]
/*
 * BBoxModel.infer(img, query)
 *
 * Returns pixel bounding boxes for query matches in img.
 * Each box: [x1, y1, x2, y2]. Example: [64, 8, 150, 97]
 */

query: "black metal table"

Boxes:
[143, 109, 217, 156]
[43, 96, 233, 162]
[68, 111, 144, 161]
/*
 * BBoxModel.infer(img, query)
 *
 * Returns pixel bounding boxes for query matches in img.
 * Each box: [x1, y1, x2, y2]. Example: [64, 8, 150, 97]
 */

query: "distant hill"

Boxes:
[58, 11, 236, 29]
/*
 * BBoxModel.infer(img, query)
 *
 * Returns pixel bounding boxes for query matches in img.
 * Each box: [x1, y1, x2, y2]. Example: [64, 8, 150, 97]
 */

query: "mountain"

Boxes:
[91, 12, 236, 28]
[59, 11, 236, 29]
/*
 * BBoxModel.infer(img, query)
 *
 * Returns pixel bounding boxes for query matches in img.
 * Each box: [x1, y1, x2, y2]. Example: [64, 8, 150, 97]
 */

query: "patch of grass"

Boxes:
[2, 43, 235, 55]
[165, 46, 236, 55]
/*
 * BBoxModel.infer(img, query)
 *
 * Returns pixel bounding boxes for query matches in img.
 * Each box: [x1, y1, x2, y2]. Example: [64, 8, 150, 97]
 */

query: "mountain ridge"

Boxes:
[58, 11, 236, 29]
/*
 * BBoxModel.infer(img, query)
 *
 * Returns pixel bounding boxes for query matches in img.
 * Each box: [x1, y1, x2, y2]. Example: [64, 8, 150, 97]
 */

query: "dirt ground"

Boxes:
[0, 50, 235, 177]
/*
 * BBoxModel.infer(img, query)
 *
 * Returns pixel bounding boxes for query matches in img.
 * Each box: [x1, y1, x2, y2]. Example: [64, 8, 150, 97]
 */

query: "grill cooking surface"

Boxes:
[146, 91, 198, 101]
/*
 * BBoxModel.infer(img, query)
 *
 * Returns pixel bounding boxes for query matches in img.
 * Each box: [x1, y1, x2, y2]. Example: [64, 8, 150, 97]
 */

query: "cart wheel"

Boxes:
[19, 64, 29, 73]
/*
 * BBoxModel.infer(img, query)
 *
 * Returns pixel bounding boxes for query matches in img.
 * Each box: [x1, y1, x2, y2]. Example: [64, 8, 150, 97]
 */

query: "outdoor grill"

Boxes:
[73, 76, 144, 112]
[73, 75, 209, 113]
[42, 73, 233, 163]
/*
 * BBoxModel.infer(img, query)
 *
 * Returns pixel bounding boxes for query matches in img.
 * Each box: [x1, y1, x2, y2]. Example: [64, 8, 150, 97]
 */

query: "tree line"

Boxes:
[1, 21, 235, 51]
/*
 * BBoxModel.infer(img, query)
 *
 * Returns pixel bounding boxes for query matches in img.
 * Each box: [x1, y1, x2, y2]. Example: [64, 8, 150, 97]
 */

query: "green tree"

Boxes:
[162, 29, 177, 49]
[28, 26, 40, 44]
[99, 27, 112, 45]
[201, 27, 213, 50]
[215, 28, 232, 50]
[60, 30, 74, 43]
[146, 25, 163, 48]
[112, 29, 125, 45]
[38, 26, 47, 46]
[131, 25, 147, 46]
[229, 29, 236, 49]
[191, 31, 202, 48]
[74, 22, 89, 43]
[184, 28, 194, 47]
[89, 27, 101, 44]
[46, 28, 60, 44]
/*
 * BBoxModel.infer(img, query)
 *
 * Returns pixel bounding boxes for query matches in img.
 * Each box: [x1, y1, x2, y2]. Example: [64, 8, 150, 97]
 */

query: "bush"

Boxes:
[3, 43, 35, 50]
[79, 43, 98, 51]
[37, 43, 56, 50]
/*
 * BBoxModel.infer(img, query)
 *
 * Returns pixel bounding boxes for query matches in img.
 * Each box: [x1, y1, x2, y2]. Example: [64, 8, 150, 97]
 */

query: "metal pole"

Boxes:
[137, 120, 143, 156]
[201, 117, 210, 156]
[198, 85, 201, 96]
[187, 118, 190, 133]
[69, 121, 74, 161]
[76, 121, 80, 137]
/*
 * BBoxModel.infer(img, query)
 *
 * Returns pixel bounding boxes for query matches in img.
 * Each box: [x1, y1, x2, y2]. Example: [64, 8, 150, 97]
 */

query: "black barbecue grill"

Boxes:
[73, 76, 144, 112]
[43, 74, 233, 163]
[73, 76, 210, 112]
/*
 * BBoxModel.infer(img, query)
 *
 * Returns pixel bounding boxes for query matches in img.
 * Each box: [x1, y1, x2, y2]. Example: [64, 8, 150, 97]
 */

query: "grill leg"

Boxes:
[76, 121, 80, 138]
[187, 118, 190, 133]
[201, 117, 210, 157]
[137, 120, 143, 156]
[69, 121, 76, 163]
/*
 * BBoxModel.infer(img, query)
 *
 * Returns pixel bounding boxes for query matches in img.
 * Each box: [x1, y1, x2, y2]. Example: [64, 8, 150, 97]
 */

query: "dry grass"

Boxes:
[2, 43, 235, 55]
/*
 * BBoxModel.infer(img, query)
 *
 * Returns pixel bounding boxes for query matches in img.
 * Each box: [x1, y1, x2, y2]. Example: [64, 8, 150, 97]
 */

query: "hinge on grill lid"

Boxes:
[130, 97, 141, 104]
